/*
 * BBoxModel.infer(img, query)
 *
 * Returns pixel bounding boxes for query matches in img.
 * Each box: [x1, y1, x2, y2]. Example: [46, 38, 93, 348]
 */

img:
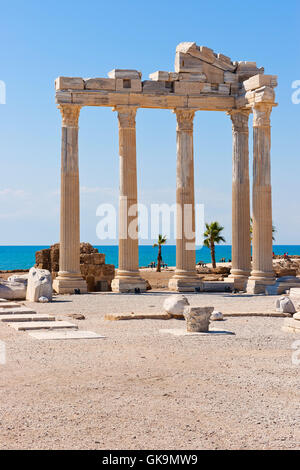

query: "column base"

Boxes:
[111, 271, 147, 293]
[246, 272, 275, 294]
[168, 271, 203, 292]
[228, 269, 250, 291]
[53, 273, 88, 295]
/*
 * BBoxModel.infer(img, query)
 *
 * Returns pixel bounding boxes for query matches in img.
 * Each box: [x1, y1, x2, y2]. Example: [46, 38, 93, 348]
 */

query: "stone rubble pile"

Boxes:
[56, 42, 277, 102]
[35, 242, 115, 292]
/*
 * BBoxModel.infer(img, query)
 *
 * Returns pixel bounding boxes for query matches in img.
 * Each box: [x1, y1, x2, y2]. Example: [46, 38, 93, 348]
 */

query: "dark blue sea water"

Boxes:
[0, 245, 299, 271]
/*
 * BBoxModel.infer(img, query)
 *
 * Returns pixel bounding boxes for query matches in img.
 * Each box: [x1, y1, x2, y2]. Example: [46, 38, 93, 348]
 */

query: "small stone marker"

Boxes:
[28, 330, 105, 340]
[183, 306, 214, 332]
[8, 321, 78, 331]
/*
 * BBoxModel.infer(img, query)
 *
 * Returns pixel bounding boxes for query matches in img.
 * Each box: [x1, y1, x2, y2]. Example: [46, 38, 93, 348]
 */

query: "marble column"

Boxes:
[169, 109, 202, 292]
[111, 106, 146, 293]
[247, 103, 275, 293]
[229, 110, 251, 290]
[53, 105, 87, 294]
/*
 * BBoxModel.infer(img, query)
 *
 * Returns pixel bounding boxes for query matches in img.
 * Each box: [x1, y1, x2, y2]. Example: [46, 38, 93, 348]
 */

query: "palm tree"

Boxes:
[153, 234, 167, 272]
[203, 222, 225, 269]
[250, 218, 276, 241]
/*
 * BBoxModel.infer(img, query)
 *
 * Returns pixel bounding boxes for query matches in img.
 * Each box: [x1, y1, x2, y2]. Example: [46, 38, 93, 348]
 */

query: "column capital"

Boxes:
[173, 109, 195, 131]
[113, 106, 138, 129]
[252, 103, 273, 128]
[228, 109, 250, 133]
[58, 104, 81, 127]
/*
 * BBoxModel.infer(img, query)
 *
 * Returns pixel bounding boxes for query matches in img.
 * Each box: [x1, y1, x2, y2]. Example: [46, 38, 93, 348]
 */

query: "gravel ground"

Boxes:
[0, 292, 299, 450]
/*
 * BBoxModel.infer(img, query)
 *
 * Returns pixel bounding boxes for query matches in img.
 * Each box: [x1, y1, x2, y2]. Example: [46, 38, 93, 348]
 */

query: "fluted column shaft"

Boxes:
[53, 105, 87, 294]
[111, 106, 146, 292]
[169, 109, 201, 291]
[229, 110, 251, 288]
[250, 103, 274, 283]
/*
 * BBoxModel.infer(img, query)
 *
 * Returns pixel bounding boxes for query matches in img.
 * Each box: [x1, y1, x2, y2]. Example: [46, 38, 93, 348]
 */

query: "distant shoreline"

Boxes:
[0, 245, 300, 271]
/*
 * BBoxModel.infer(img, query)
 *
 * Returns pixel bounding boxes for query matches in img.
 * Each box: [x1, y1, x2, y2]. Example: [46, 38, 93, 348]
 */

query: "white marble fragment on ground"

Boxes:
[275, 297, 296, 314]
[163, 294, 189, 315]
[26, 267, 52, 302]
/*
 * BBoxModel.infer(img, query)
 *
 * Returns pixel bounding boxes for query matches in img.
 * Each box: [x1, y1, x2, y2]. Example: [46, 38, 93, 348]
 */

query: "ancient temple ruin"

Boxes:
[53, 42, 277, 294]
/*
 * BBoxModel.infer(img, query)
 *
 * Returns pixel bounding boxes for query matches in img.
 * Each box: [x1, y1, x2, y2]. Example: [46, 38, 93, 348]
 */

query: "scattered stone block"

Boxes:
[84, 78, 116, 90]
[8, 321, 78, 331]
[183, 306, 214, 332]
[28, 330, 105, 340]
[293, 312, 300, 320]
[211, 311, 224, 321]
[178, 72, 206, 82]
[0, 307, 36, 315]
[7, 274, 28, 285]
[26, 267, 52, 302]
[0, 314, 55, 322]
[202, 281, 233, 292]
[224, 71, 238, 83]
[282, 317, 300, 333]
[275, 297, 296, 314]
[116, 78, 142, 92]
[159, 328, 235, 337]
[163, 295, 189, 317]
[174, 81, 204, 95]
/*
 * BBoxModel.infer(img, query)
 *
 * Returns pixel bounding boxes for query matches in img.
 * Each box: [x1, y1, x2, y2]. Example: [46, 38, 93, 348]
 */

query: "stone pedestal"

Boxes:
[168, 109, 202, 292]
[111, 106, 146, 293]
[228, 110, 251, 291]
[184, 306, 214, 332]
[53, 105, 87, 294]
[247, 103, 275, 294]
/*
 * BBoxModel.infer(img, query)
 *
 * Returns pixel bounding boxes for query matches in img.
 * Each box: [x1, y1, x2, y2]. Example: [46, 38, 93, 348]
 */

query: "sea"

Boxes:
[0, 245, 299, 271]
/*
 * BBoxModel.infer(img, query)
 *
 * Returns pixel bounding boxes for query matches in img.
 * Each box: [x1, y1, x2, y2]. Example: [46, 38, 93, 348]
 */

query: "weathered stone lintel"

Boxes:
[56, 90, 235, 111]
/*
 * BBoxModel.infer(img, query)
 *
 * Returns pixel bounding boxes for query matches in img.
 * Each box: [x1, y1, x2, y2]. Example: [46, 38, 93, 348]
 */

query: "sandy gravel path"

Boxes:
[0, 292, 299, 450]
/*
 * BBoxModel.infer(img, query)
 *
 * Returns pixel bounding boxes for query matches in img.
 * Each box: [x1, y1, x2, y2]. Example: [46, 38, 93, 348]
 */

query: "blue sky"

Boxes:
[0, 0, 299, 245]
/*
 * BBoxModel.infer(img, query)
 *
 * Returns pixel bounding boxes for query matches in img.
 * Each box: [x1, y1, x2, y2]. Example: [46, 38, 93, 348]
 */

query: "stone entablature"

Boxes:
[55, 42, 277, 112]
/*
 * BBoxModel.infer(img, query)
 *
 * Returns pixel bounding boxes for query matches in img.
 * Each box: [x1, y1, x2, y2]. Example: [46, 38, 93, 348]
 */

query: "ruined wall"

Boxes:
[35, 243, 115, 291]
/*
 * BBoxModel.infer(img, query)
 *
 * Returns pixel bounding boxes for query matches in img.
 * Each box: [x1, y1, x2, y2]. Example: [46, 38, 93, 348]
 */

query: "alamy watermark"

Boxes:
[96, 201, 205, 248]
[291, 80, 300, 104]
[291, 340, 300, 366]
[0, 80, 6, 104]
[0, 341, 6, 365]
